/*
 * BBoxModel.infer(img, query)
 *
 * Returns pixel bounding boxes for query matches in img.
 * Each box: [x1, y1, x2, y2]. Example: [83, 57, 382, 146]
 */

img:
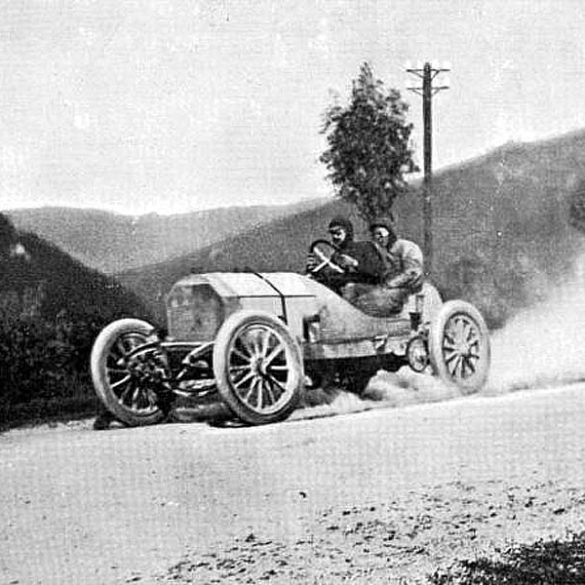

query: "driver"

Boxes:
[306, 215, 386, 297]
[353, 216, 424, 316]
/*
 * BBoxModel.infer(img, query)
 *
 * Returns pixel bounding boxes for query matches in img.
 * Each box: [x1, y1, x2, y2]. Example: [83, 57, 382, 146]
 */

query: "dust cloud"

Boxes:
[485, 260, 585, 394]
[295, 252, 585, 421]
[293, 369, 460, 422]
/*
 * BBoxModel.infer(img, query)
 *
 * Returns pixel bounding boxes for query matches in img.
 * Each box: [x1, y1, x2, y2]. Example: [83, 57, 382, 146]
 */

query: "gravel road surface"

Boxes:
[2, 383, 585, 585]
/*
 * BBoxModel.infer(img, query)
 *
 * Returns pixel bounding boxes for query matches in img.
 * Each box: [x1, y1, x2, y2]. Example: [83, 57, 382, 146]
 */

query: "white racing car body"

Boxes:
[91, 270, 490, 427]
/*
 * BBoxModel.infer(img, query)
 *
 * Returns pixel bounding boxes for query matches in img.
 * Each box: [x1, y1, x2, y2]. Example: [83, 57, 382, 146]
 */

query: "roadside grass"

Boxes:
[429, 532, 585, 585]
[0, 373, 99, 432]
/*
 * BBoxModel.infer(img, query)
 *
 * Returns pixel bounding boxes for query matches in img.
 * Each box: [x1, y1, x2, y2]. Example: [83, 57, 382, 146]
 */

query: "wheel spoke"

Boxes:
[233, 370, 255, 389]
[231, 346, 251, 363]
[267, 364, 289, 372]
[255, 378, 264, 410]
[229, 365, 250, 373]
[262, 378, 277, 406]
[455, 318, 466, 343]
[237, 376, 254, 400]
[119, 380, 135, 403]
[131, 386, 142, 408]
[240, 333, 259, 358]
[249, 332, 261, 356]
[462, 356, 475, 377]
[259, 329, 271, 357]
[236, 334, 255, 358]
[266, 375, 287, 398]
[442, 338, 457, 351]
[243, 376, 262, 405]
[111, 375, 131, 391]
[465, 325, 479, 345]
[455, 355, 465, 379]
[107, 364, 128, 376]
[448, 354, 463, 378]
[443, 330, 456, 346]
[468, 348, 480, 360]
[458, 357, 466, 379]
[115, 339, 129, 357]
[131, 386, 151, 410]
[107, 347, 124, 365]
[467, 339, 479, 353]
[117, 336, 136, 355]
[265, 343, 285, 367]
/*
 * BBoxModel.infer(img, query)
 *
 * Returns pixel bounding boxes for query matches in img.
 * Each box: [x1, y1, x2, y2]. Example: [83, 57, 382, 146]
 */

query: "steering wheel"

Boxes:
[308, 239, 346, 275]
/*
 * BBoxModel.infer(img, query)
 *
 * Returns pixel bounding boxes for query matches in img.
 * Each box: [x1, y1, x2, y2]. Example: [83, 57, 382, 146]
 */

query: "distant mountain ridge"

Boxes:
[6, 199, 325, 274]
[116, 128, 585, 328]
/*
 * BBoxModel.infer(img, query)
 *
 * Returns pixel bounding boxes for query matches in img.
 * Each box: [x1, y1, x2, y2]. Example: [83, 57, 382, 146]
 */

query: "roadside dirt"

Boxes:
[2, 382, 585, 585]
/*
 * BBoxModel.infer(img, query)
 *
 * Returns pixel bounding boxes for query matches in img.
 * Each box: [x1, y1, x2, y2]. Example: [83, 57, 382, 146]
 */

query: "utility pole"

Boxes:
[406, 62, 449, 278]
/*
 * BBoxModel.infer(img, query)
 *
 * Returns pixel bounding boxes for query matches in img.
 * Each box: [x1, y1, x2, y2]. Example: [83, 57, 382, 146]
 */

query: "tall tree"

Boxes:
[320, 62, 418, 222]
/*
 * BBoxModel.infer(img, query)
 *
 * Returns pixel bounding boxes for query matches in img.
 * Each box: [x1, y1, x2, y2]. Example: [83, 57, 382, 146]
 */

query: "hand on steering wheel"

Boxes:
[307, 239, 356, 275]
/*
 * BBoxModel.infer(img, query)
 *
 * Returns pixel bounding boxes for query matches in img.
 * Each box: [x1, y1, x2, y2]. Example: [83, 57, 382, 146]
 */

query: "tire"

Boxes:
[213, 310, 304, 425]
[90, 318, 165, 426]
[428, 300, 490, 394]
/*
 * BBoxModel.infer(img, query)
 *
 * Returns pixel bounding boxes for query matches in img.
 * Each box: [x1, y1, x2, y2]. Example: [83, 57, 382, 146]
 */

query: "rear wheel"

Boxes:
[90, 318, 166, 426]
[213, 311, 304, 425]
[429, 301, 490, 394]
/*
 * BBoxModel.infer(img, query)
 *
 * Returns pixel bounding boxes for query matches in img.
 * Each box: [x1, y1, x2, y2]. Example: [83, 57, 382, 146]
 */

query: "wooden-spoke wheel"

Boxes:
[90, 318, 165, 426]
[429, 301, 490, 394]
[213, 311, 303, 425]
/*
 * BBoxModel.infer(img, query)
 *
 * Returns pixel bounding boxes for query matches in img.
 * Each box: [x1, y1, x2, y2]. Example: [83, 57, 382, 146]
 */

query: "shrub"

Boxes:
[429, 532, 585, 585]
[0, 308, 109, 428]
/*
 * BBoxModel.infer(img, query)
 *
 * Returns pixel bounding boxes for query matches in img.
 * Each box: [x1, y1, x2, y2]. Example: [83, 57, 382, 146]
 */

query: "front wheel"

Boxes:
[429, 300, 490, 394]
[213, 310, 304, 425]
[90, 318, 166, 426]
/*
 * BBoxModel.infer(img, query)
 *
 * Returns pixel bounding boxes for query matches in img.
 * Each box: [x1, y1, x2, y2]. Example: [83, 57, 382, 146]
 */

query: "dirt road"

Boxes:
[3, 383, 585, 585]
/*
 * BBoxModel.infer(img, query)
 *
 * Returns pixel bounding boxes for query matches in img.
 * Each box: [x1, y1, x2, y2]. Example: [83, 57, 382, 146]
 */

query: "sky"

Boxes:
[1, 0, 585, 215]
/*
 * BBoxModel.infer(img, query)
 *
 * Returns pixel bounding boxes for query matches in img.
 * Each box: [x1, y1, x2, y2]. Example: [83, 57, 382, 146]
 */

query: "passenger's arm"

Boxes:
[385, 243, 424, 289]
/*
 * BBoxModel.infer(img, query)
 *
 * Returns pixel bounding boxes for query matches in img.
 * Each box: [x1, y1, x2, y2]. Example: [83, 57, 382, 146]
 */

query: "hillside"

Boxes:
[0, 228, 151, 323]
[0, 214, 153, 426]
[117, 129, 585, 328]
[6, 199, 325, 274]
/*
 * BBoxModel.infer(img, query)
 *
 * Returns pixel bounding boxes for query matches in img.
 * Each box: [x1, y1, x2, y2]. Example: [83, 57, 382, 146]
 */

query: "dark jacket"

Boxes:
[317, 239, 386, 294]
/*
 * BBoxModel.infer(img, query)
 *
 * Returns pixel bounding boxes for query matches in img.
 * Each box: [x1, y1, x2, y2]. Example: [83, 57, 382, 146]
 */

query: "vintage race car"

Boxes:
[90, 241, 491, 427]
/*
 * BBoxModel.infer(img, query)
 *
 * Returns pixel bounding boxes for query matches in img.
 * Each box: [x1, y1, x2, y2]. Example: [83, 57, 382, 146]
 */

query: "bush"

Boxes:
[0, 307, 110, 429]
[429, 532, 585, 585]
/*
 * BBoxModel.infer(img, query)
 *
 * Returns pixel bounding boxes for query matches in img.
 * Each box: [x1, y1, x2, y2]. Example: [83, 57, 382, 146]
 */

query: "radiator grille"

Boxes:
[167, 283, 225, 341]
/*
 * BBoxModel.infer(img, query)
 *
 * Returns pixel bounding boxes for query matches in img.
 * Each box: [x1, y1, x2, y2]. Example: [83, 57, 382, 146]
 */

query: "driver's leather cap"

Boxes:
[328, 216, 354, 241]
